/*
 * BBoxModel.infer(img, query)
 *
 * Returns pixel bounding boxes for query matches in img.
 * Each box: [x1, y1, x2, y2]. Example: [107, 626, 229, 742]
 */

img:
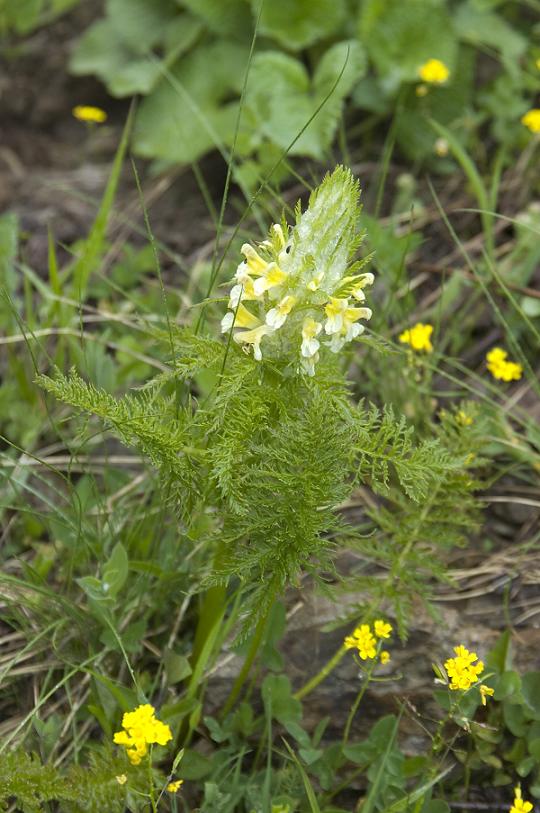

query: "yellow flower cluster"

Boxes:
[344, 619, 392, 663]
[113, 704, 172, 765]
[510, 787, 533, 813]
[444, 645, 484, 691]
[221, 224, 374, 374]
[399, 322, 433, 353]
[72, 105, 107, 124]
[522, 108, 540, 134]
[167, 780, 184, 793]
[418, 59, 450, 84]
[486, 348, 523, 382]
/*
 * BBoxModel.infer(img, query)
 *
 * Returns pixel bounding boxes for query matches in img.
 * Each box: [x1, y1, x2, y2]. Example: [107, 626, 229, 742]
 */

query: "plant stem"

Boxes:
[342, 659, 376, 747]
[221, 609, 269, 718]
[294, 644, 347, 701]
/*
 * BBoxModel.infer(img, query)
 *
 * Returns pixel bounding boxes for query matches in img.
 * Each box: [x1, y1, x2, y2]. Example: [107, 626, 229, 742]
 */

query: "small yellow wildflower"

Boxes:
[113, 703, 172, 765]
[374, 619, 393, 639]
[344, 624, 377, 660]
[115, 774, 127, 785]
[72, 105, 107, 124]
[486, 348, 523, 382]
[510, 786, 533, 813]
[444, 645, 484, 691]
[399, 322, 433, 353]
[456, 410, 473, 427]
[416, 84, 429, 97]
[521, 109, 540, 134]
[167, 780, 184, 793]
[418, 59, 450, 84]
[479, 684, 494, 706]
[536, 58, 540, 70]
[380, 650, 390, 665]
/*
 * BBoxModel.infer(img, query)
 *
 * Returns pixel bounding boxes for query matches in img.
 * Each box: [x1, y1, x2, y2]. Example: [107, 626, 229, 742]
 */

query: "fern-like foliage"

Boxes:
[37, 369, 201, 521]
[0, 750, 72, 812]
[206, 371, 352, 623]
[352, 404, 464, 502]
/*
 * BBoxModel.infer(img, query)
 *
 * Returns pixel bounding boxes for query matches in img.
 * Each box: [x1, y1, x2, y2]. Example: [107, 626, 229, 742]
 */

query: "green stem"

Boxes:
[342, 659, 376, 747]
[148, 750, 157, 813]
[294, 644, 347, 701]
[221, 610, 269, 718]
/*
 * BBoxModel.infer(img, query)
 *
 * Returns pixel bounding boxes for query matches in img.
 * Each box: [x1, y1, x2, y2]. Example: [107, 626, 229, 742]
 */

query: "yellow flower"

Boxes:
[115, 774, 127, 785]
[399, 322, 433, 353]
[380, 650, 390, 665]
[266, 295, 296, 329]
[521, 109, 540, 133]
[511, 787, 533, 813]
[113, 704, 172, 765]
[444, 645, 484, 691]
[221, 303, 261, 333]
[72, 105, 107, 124]
[486, 347, 523, 382]
[416, 84, 429, 97]
[479, 684, 494, 706]
[536, 58, 540, 70]
[418, 59, 450, 84]
[374, 619, 393, 639]
[344, 624, 377, 660]
[167, 780, 184, 793]
[456, 410, 473, 426]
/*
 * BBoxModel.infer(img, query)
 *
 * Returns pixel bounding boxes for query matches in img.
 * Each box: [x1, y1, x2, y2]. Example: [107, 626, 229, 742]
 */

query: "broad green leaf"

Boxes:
[486, 629, 512, 673]
[494, 670, 521, 701]
[70, 13, 202, 97]
[102, 542, 129, 597]
[180, 0, 251, 38]
[244, 42, 365, 159]
[522, 672, 540, 718]
[453, 1, 526, 74]
[254, 0, 346, 50]
[164, 650, 192, 684]
[261, 674, 302, 726]
[358, 0, 457, 88]
[107, 0, 179, 53]
[133, 41, 249, 163]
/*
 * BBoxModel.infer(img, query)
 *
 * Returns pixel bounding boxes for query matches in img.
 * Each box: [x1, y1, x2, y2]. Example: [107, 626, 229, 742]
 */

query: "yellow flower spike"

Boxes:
[479, 684, 494, 706]
[380, 651, 390, 665]
[72, 105, 107, 124]
[521, 109, 540, 134]
[418, 59, 450, 84]
[115, 774, 127, 785]
[167, 780, 184, 793]
[486, 347, 523, 382]
[444, 644, 484, 691]
[374, 619, 393, 639]
[398, 323, 433, 353]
